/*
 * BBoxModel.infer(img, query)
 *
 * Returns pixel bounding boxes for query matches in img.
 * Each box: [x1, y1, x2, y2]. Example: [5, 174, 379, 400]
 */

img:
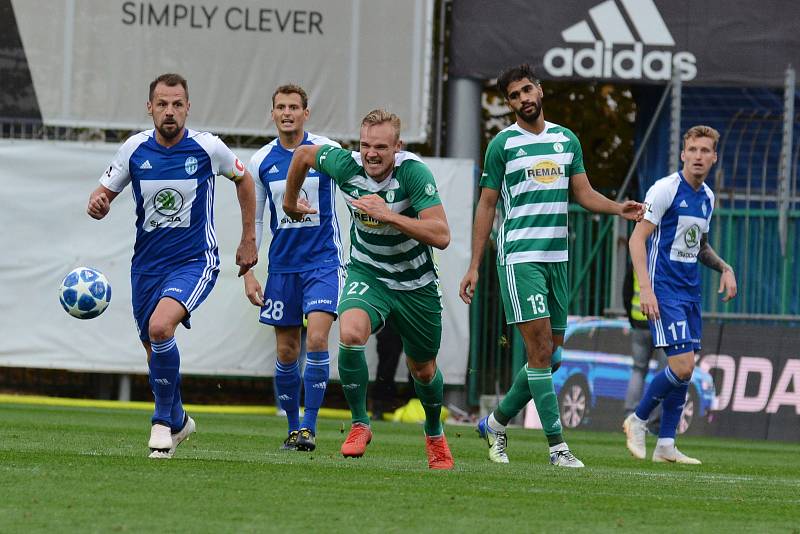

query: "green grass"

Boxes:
[1, 403, 798, 533]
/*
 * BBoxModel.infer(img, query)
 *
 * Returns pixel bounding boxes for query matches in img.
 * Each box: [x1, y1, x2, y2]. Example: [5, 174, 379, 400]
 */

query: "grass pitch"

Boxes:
[0, 401, 798, 533]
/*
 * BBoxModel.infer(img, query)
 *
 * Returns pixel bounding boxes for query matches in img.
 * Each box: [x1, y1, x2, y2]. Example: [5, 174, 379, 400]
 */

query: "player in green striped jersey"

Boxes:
[460, 64, 643, 467]
[283, 109, 455, 469]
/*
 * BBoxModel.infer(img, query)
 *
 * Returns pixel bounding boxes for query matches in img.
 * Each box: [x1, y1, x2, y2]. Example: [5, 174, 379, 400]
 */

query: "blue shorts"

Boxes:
[650, 298, 702, 356]
[259, 266, 343, 327]
[131, 261, 219, 342]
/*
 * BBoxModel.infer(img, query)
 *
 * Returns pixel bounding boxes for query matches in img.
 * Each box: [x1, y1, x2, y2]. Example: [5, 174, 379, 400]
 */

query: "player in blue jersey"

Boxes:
[243, 84, 343, 452]
[86, 73, 258, 459]
[624, 125, 737, 464]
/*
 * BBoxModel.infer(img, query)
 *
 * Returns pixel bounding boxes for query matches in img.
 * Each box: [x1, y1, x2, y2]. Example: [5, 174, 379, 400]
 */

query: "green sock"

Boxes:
[496, 365, 533, 424]
[413, 367, 444, 436]
[337, 343, 370, 425]
[527, 366, 564, 446]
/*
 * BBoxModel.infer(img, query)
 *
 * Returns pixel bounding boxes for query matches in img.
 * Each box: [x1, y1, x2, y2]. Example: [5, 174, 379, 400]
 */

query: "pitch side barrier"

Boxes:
[526, 319, 800, 442]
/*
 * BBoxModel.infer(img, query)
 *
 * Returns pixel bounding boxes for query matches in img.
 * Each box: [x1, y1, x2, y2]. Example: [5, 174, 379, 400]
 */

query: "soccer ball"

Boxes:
[58, 267, 112, 319]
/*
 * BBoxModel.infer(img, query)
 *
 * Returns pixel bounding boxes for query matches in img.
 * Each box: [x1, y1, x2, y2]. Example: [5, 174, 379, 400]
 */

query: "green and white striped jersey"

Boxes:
[316, 145, 442, 290]
[481, 121, 585, 265]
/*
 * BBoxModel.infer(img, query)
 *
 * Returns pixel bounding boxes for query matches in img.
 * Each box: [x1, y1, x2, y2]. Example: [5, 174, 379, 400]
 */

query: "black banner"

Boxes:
[450, 0, 800, 86]
[554, 320, 800, 442]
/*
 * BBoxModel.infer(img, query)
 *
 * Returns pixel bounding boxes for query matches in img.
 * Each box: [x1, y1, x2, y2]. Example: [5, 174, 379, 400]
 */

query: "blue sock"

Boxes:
[170, 374, 185, 432]
[275, 360, 301, 433]
[658, 380, 689, 438]
[635, 366, 682, 421]
[300, 351, 330, 434]
[149, 337, 180, 426]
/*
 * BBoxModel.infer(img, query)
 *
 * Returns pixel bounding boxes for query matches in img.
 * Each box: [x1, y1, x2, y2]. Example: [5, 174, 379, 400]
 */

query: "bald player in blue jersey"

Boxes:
[243, 84, 344, 452]
[624, 125, 737, 464]
[87, 73, 258, 459]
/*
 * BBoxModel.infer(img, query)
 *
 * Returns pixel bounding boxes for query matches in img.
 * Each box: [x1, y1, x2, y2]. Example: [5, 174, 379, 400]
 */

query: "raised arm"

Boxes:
[628, 220, 658, 320]
[459, 187, 499, 304]
[87, 185, 120, 220]
[571, 172, 643, 221]
[698, 234, 737, 301]
[283, 144, 322, 220]
[233, 169, 258, 277]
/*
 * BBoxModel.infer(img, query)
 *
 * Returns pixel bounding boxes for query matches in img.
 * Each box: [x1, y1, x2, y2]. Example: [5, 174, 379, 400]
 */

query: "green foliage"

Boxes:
[1, 403, 798, 533]
[482, 81, 636, 191]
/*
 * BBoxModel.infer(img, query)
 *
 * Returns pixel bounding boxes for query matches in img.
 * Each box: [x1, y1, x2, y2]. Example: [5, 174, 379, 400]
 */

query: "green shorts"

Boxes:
[338, 265, 442, 362]
[497, 261, 568, 332]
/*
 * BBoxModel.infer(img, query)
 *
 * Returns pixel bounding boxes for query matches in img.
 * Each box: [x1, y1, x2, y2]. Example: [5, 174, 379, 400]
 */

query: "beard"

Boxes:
[156, 120, 181, 140]
[516, 100, 542, 123]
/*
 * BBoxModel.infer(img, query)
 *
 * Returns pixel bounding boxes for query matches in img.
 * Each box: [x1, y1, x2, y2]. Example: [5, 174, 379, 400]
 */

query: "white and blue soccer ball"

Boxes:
[58, 267, 112, 319]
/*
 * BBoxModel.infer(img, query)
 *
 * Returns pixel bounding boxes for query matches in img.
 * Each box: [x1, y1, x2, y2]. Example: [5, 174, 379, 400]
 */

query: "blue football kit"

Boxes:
[247, 131, 344, 437]
[247, 132, 344, 327]
[100, 128, 245, 433]
[644, 171, 714, 356]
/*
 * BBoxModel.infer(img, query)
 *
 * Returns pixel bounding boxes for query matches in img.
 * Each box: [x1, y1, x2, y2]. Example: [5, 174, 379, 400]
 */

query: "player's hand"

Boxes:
[639, 286, 660, 321]
[87, 191, 111, 220]
[620, 200, 645, 222]
[243, 270, 264, 306]
[459, 269, 479, 304]
[350, 194, 393, 222]
[283, 197, 317, 222]
[719, 269, 737, 302]
[236, 239, 258, 277]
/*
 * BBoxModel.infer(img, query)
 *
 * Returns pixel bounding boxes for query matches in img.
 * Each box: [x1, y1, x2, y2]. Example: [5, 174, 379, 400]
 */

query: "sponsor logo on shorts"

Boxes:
[163, 287, 183, 294]
[342, 383, 359, 390]
[307, 299, 333, 306]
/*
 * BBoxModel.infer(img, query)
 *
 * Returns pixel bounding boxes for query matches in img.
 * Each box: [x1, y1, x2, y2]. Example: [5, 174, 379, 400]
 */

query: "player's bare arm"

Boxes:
[234, 169, 258, 277]
[570, 172, 644, 221]
[459, 187, 499, 304]
[243, 270, 264, 307]
[87, 185, 120, 220]
[698, 233, 737, 302]
[351, 195, 450, 250]
[628, 220, 659, 320]
[283, 144, 321, 220]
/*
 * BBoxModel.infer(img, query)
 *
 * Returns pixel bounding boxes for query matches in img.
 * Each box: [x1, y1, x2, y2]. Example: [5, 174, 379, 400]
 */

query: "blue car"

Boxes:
[552, 317, 717, 433]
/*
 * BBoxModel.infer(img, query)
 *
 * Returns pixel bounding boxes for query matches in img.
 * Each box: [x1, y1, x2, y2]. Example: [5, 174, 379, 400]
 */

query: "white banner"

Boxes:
[10, 0, 433, 142]
[0, 139, 474, 384]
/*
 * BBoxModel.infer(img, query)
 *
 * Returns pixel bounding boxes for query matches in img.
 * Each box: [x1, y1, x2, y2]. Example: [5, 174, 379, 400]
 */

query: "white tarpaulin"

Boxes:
[10, 0, 433, 142]
[0, 139, 474, 384]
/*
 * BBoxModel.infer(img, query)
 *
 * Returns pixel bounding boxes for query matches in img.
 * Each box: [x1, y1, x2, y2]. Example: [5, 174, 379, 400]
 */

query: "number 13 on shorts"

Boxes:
[527, 293, 546, 313]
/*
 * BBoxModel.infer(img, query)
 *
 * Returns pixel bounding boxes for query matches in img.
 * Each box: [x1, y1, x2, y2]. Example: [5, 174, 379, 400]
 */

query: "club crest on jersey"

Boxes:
[684, 224, 700, 247]
[425, 183, 436, 196]
[526, 159, 564, 184]
[154, 188, 184, 217]
[184, 156, 198, 175]
[553, 142, 564, 153]
[386, 190, 395, 203]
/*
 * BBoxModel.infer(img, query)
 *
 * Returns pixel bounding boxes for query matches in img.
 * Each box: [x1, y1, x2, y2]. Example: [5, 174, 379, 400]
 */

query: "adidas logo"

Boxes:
[312, 382, 327, 390]
[268, 165, 279, 174]
[153, 378, 170, 385]
[543, 0, 697, 82]
[139, 160, 152, 170]
[515, 148, 527, 157]
[680, 199, 689, 208]
[277, 394, 291, 401]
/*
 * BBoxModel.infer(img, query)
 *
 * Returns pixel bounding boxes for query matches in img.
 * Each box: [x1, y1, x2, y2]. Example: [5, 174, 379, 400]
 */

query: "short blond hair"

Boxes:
[684, 125, 720, 150]
[361, 109, 401, 141]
